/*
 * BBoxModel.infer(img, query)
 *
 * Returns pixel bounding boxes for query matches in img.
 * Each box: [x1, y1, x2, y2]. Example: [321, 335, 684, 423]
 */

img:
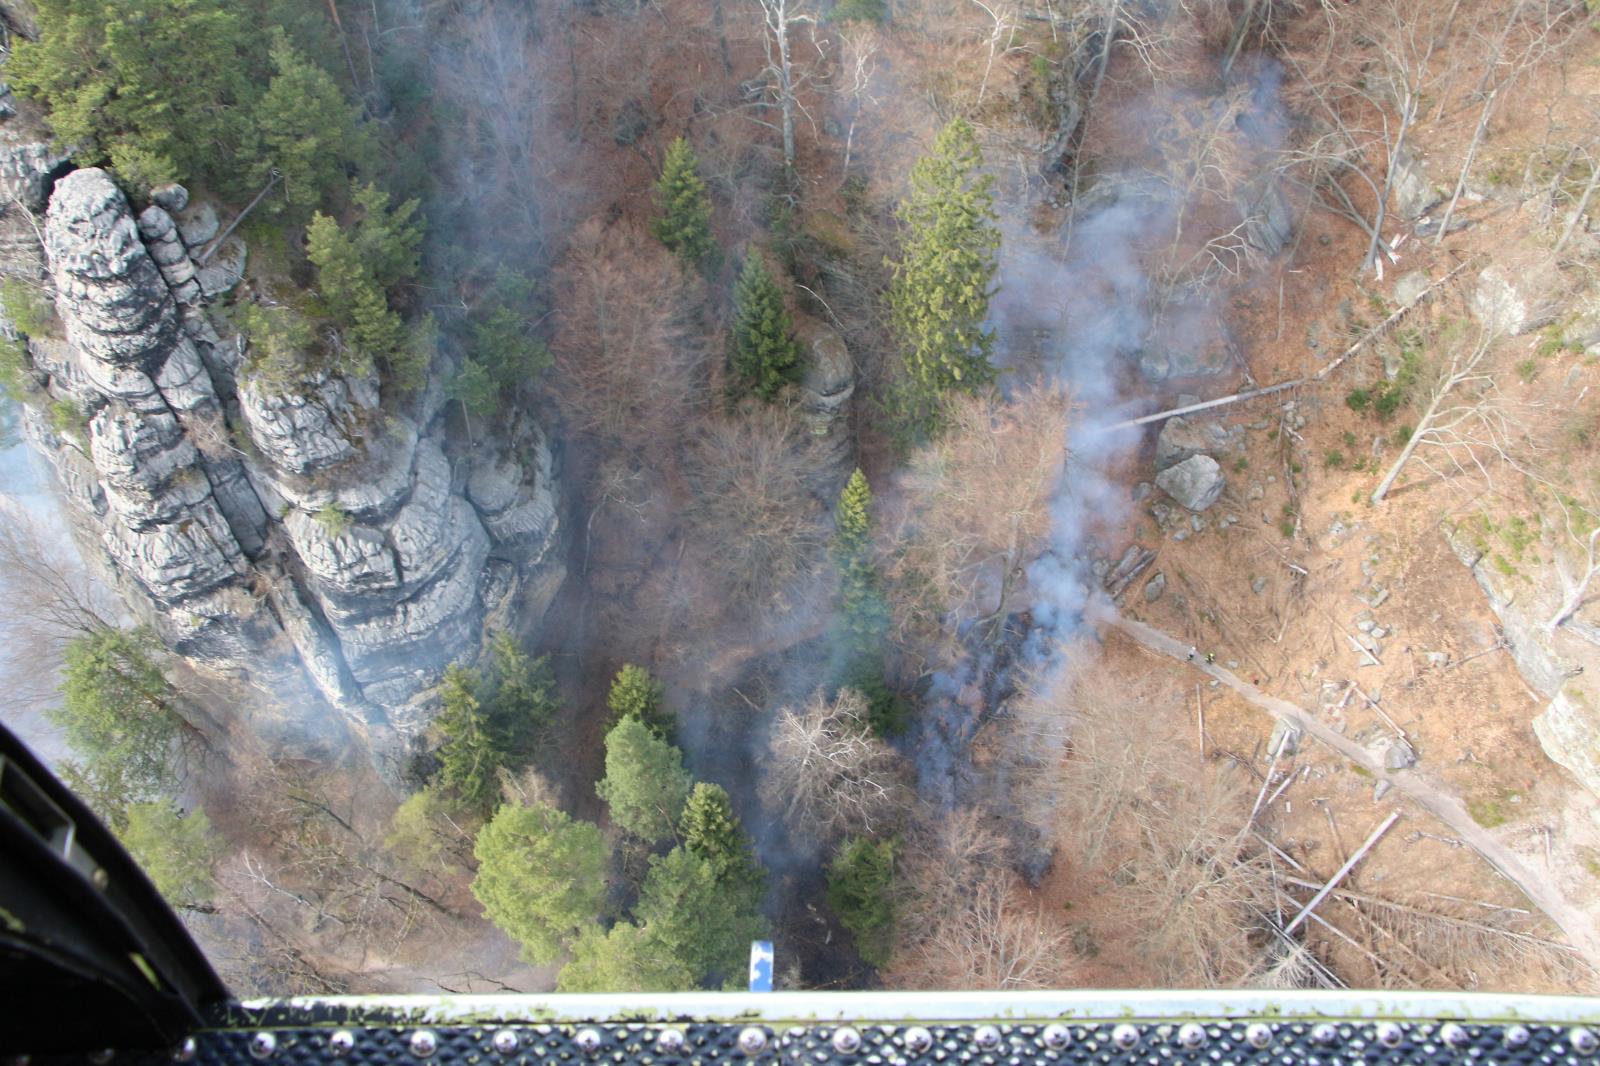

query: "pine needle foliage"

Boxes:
[120, 802, 223, 908]
[731, 254, 802, 401]
[433, 635, 559, 815]
[471, 801, 606, 965]
[831, 470, 907, 736]
[651, 137, 717, 268]
[595, 716, 692, 842]
[826, 835, 897, 967]
[49, 627, 180, 824]
[606, 664, 673, 739]
[680, 782, 757, 885]
[887, 118, 999, 435]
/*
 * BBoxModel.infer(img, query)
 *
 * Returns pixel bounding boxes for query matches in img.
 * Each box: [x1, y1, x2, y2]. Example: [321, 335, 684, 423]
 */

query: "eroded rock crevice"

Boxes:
[2, 157, 566, 771]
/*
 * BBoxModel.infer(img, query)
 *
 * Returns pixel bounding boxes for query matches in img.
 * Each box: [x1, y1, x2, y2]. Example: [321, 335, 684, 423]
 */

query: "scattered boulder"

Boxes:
[1143, 571, 1166, 603]
[1374, 779, 1393, 802]
[1155, 454, 1225, 512]
[1384, 739, 1417, 771]
[1269, 719, 1302, 757]
[1154, 416, 1212, 471]
[174, 199, 219, 250]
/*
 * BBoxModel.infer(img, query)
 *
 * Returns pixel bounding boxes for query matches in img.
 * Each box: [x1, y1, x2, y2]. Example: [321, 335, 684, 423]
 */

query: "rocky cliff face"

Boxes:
[1, 146, 565, 772]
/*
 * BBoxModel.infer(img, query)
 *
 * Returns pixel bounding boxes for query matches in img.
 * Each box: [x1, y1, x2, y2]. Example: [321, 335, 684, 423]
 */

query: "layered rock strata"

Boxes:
[3, 159, 565, 770]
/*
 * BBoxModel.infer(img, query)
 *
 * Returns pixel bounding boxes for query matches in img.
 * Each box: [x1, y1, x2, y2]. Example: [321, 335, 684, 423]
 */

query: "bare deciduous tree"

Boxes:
[765, 687, 907, 842]
[889, 386, 1070, 649]
[1372, 331, 1511, 504]
[887, 809, 1075, 990]
[753, 0, 816, 172]
[683, 404, 829, 610]
[550, 217, 712, 454]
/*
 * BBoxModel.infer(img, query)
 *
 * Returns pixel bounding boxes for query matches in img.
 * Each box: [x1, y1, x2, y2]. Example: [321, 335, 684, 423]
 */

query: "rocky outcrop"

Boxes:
[1445, 523, 1600, 798]
[11, 166, 566, 770]
[795, 317, 855, 492]
[1471, 264, 1560, 337]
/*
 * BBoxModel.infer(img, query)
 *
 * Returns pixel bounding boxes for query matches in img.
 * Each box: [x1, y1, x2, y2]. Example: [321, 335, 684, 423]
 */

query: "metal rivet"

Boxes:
[656, 1029, 685, 1055]
[832, 1028, 863, 1055]
[1111, 1025, 1140, 1051]
[88, 1052, 114, 1065]
[975, 1026, 1003, 1052]
[738, 1027, 769, 1055]
[1042, 1025, 1071, 1051]
[575, 1028, 603, 1055]
[410, 1030, 438, 1058]
[91, 868, 109, 889]
[490, 1030, 519, 1056]
[1310, 1024, 1337, 1046]
[1375, 1023, 1403, 1048]
[327, 1031, 355, 1057]
[1177, 1024, 1207, 1050]
[170, 1040, 197, 1064]
[1573, 1028, 1599, 1055]
[904, 1027, 934, 1054]
[248, 1033, 276, 1060]
[1504, 1025, 1531, 1048]
[1245, 1024, 1272, 1049]
[1439, 1024, 1467, 1049]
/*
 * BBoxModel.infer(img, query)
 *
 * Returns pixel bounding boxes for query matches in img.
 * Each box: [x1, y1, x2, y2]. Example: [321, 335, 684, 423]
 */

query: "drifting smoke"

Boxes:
[909, 54, 1294, 815]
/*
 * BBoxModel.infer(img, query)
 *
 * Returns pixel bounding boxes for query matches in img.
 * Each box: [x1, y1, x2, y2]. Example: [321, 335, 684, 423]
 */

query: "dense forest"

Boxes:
[4, 0, 1600, 995]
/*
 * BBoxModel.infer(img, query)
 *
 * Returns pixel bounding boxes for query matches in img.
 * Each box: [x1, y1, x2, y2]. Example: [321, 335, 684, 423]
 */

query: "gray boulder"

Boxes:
[1391, 148, 1440, 221]
[1471, 265, 1558, 337]
[1155, 416, 1212, 471]
[1155, 454, 1225, 512]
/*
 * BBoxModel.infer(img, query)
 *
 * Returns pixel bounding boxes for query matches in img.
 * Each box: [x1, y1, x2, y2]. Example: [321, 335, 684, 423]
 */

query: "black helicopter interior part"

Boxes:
[0, 719, 230, 1053]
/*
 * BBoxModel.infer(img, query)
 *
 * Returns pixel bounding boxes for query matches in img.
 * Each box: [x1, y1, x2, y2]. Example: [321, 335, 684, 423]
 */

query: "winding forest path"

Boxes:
[1089, 599, 1600, 968]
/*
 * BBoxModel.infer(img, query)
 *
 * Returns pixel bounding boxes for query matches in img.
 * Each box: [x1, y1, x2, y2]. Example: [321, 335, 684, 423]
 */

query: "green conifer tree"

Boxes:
[825, 835, 897, 967]
[887, 118, 1000, 433]
[679, 782, 756, 885]
[731, 254, 802, 401]
[830, 470, 907, 736]
[832, 468, 888, 645]
[120, 802, 223, 908]
[50, 627, 180, 825]
[306, 212, 407, 369]
[557, 921, 695, 993]
[251, 31, 369, 210]
[472, 801, 606, 965]
[606, 664, 672, 738]
[434, 664, 502, 815]
[651, 137, 716, 267]
[633, 845, 765, 987]
[595, 717, 692, 842]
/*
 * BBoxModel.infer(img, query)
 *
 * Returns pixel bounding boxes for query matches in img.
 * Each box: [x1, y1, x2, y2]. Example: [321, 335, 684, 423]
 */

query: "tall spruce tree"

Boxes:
[606, 664, 673, 738]
[825, 835, 897, 967]
[731, 254, 802, 401]
[831, 470, 906, 736]
[434, 664, 501, 815]
[651, 137, 717, 267]
[595, 717, 692, 842]
[833, 468, 887, 645]
[887, 117, 1000, 433]
[679, 782, 756, 885]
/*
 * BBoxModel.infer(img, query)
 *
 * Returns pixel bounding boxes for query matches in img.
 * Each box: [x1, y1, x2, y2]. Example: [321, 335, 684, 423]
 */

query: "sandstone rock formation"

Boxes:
[1445, 524, 1600, 799]
[5, 165, 566, 773]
